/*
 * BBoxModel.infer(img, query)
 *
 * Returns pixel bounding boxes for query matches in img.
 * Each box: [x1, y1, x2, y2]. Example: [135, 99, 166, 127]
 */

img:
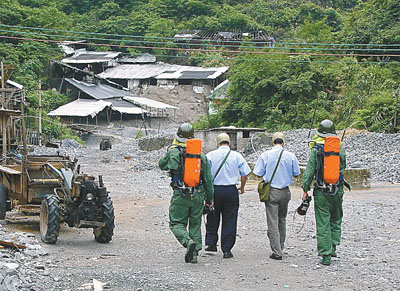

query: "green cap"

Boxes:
[316, 119, 336, 137]
[176, 123, 194, 142]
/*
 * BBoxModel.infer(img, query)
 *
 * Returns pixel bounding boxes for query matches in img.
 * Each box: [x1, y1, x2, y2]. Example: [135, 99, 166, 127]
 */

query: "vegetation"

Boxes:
[0, 0, 399, 133]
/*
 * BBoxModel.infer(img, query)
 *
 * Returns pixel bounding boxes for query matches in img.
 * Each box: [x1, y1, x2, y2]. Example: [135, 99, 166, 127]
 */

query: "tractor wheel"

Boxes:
[0, 184, 7, 220]
[40, 195, 60, 244]
[94, 198, 115, 243]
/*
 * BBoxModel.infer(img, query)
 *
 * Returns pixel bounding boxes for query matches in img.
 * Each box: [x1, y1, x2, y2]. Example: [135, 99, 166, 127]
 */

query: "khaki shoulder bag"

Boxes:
[258, 149, 284, 202]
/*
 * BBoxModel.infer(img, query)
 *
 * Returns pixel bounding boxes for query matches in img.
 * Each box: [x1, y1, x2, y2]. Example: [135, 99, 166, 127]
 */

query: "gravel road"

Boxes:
[1, 128, 400, 290]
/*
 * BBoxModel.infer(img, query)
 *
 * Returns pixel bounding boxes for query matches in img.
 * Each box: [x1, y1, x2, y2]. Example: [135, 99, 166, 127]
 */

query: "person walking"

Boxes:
[253, 132, 300, 260]
[159, 123, 214, 264]
[205, 133, 251, 259]
[302, 119, 347, 266]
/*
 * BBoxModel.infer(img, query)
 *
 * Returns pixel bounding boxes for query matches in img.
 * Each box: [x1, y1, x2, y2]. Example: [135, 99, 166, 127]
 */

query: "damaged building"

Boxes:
[173, 30, 275, 48]
[52, 45, 229, 126]
[49, 78, 178, 128]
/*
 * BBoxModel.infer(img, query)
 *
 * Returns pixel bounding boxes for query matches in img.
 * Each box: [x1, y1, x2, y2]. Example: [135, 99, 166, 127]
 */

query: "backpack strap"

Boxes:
[269, 149, 284, 184]
[213, 149, 231, 182]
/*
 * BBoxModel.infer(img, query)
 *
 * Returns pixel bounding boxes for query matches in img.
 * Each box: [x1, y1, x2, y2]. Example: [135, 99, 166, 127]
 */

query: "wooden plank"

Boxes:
[0, 165, 21, 175]
[0, 239, 27, 250]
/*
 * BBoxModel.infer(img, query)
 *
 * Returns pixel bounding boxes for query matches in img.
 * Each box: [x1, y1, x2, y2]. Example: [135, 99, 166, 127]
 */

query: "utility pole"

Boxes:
[1, 61, 4, 108]
[1, 61, 6, 156]
[394, 87, 399, 133]
[38, 80, 42, 146]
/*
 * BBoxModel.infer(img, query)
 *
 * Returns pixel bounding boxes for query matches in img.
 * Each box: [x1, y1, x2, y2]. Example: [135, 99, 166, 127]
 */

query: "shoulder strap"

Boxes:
[213, 149, 231, 182]
[270, 149, 284, 183]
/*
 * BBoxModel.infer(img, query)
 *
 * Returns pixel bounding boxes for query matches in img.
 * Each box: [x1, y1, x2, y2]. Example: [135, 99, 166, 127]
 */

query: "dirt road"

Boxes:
[5, 181, 400, 291]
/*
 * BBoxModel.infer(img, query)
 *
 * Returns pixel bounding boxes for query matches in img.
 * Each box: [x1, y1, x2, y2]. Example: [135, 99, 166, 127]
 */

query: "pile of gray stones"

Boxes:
[242, 129, 400, 183]
[0, 222, 56, 291]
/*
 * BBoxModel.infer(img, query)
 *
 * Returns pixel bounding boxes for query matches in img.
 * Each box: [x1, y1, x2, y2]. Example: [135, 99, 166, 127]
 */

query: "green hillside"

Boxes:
[0, 0, 399, 133]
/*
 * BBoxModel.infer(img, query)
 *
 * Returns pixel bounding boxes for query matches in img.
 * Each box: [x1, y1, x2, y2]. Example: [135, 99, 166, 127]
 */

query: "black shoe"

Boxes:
[269, 253, 283, 260]
[223, 251, 233, 259]
[185, 240, 196, 263]
[205, 245, 217, 252]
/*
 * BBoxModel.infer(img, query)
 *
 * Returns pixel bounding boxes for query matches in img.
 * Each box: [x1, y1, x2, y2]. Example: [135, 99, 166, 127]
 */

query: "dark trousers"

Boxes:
[205, 185, 239, 253]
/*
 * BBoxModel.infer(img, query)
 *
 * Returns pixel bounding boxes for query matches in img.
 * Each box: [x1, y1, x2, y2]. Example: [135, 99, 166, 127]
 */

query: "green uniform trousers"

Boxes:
[169, 189, 204, 256]
[313, 187, 344, 256]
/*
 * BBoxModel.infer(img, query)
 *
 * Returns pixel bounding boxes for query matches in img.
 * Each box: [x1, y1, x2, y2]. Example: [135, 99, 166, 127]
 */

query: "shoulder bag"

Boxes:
[258, 149, 284, 202]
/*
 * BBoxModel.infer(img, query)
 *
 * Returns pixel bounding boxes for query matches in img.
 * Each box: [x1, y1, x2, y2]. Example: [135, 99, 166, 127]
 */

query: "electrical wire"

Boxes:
[2, 26, 400, 53]
[2, 23, 400, 47]
[2, 40, 398, 65]
[2, 34, 400, 58]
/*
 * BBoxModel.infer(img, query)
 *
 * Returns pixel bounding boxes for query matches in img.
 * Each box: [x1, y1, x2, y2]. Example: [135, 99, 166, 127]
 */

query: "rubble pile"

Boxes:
[60, 139, 83, 149]
[0, 223, 56, 291]
[138, 133, 174, 151]
[243, 129, 400, 183]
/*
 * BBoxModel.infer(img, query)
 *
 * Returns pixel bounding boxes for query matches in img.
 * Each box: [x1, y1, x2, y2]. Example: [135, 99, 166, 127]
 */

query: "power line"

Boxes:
[2, 27, 400, 52]
[1, 39, 398, 67]
[2, 34, 400, 58]
[1, 23, 400, 47]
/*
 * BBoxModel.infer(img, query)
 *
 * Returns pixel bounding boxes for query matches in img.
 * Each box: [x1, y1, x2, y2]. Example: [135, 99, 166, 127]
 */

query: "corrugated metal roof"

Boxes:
[108, 99, 148, 114]
[118, 53, 156, 64]
[156, 66, 229, 80]
[112, 106, 146, 115]
[98, 63, 183, 79]
[48, 99, 111, 117]
[65, 78, 134, 100]
[124, 96, 178, 110]
[48, 99, 147, 117]
[179, 71, 216, 79]
[99, 63, 229, 80]
[62, 49, 120, 64]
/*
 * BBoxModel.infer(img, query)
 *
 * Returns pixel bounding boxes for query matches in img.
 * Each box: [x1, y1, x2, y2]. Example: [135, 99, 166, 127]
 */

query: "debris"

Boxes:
[0, 240, 27, 250]
[93, 278, 107, 291]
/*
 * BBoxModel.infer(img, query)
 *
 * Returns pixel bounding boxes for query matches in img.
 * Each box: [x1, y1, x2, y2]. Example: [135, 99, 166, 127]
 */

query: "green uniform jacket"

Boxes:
[302, 146, 346, 192]
[158, 147, 214, 203]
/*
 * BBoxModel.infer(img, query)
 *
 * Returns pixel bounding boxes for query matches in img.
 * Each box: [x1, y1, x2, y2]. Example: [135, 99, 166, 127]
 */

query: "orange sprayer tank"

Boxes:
[183, 139, 202, 187]
[323, 136, 340, 184]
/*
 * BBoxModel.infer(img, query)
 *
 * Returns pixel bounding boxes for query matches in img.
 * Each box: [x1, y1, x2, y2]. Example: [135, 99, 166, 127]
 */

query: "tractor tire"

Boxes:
[0, 184, 7, 220]
[40, 195, 60, 244]
[94, 198, 115, 243]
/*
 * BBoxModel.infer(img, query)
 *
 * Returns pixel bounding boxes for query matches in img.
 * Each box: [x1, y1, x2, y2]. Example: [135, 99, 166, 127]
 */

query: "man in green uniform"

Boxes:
[302, 119, 346, 266]
[159, 123, 214, 264]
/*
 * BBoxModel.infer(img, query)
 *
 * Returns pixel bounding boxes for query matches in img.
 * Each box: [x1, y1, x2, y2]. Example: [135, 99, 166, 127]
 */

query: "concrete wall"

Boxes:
[195, 129, 269, 153]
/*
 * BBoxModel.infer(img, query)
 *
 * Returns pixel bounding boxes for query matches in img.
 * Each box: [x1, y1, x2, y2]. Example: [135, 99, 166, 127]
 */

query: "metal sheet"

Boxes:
[65, 78, 134, 100]
[48, 99, 111, 117]
[155, 66, 229, 80]
[62, 50, 120, 64]
[98, 63, 183, 79]
[124, 96, 178, 110]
